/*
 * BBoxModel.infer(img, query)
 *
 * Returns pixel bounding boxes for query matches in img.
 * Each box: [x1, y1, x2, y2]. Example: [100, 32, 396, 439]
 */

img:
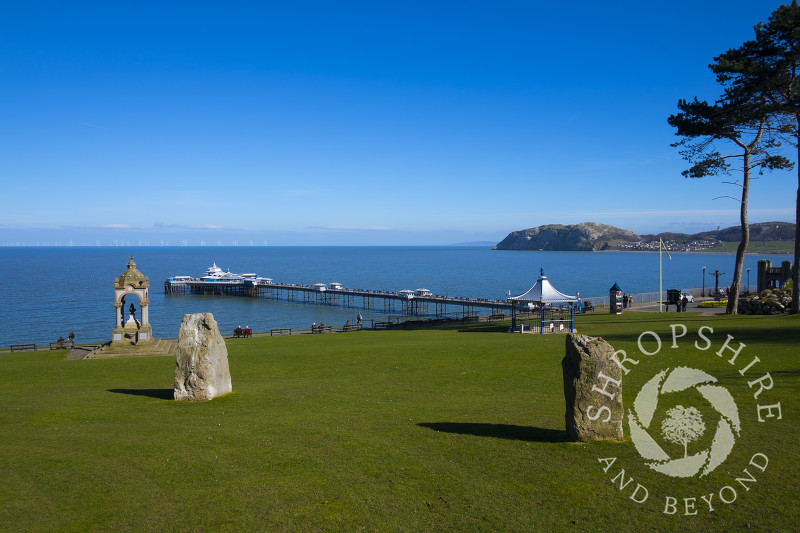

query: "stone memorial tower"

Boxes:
[111, 256, 153, 346]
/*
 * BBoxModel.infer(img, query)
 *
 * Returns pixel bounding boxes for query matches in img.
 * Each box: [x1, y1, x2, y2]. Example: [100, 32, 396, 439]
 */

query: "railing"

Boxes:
[579, 285, 757, 312]
[514, 319, 573, 334]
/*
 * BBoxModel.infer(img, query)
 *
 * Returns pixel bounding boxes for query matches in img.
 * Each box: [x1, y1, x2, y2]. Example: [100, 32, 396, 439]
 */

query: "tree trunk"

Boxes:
[793, 120, 800, 314]
[727, 151, 750, 314]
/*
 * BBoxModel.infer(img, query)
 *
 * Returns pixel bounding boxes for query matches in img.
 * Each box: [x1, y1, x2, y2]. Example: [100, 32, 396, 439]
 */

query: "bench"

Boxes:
[270, 328, 292, 336]
[49, 340, 74, 350]
[10, 343, 37, 352]
[311, 325, 333, 334]
[233, 329, 252, 338]
[340, 324, 362, 332]
[488, 314, 506, 322]
[372, 321, 390, 329]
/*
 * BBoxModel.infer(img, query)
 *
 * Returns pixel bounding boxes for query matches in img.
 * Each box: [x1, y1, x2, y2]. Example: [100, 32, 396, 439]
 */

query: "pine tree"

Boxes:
[669, 94, 791, 314]
[712, 1, 800, 312]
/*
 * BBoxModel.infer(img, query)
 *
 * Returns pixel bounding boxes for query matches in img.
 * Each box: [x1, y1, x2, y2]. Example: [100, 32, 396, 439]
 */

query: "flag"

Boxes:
[660, 238, 672, 259]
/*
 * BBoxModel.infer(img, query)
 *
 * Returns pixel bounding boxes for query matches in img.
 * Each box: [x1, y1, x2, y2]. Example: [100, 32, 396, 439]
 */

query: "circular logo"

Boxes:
[628, 366, 741, 478]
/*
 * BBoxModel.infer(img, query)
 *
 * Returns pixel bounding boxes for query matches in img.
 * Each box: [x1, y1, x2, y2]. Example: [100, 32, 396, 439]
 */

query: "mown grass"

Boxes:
[1, 312, 798, 532]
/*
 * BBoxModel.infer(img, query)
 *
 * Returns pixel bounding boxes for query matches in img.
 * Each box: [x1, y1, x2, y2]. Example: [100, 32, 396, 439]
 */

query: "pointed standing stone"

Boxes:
[562, 334, 624, 441]
[174, 313, 232, 401]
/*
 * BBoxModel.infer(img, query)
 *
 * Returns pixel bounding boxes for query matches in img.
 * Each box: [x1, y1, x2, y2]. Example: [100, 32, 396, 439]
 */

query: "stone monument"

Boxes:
[111, 255, 153, 346]
[562, 334, 624, 441]
[174, 313, 232, 401]
[81, 256, 176, 359]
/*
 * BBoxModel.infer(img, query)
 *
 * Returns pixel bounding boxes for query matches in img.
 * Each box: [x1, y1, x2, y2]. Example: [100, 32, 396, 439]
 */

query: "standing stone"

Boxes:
[562, 334, 624, 441]
[174, 313, 232, 401]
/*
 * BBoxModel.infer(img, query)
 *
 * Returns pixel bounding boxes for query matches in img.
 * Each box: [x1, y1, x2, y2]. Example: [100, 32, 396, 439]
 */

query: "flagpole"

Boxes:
[659, 239, 663, 313]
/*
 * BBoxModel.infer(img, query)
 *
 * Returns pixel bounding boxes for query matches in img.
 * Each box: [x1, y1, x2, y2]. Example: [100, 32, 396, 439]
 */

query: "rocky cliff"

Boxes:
[493, 223, 640, 251]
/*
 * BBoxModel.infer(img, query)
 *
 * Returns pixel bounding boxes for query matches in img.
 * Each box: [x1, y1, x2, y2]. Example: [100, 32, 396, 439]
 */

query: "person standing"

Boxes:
[357, 312, 362, 325]
[68, 330, 75, 343]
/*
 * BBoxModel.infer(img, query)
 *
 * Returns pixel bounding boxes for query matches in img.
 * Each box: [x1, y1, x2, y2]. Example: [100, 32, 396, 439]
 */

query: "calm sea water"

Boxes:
[0, 246, 789, 346]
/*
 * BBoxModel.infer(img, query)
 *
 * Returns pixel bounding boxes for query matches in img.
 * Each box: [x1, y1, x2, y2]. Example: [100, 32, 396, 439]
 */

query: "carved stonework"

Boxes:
[111, 255, 152, 345]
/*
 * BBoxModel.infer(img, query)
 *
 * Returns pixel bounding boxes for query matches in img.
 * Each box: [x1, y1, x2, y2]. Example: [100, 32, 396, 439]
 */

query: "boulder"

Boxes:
[174, 313, 232, 401]
[737, 288, 792, 315]
[562, 334, 624, 441]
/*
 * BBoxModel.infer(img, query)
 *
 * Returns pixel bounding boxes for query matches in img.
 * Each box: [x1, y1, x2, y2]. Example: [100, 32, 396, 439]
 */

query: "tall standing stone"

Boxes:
[562, 334, 624, 441]
[174, 313, 232, 401]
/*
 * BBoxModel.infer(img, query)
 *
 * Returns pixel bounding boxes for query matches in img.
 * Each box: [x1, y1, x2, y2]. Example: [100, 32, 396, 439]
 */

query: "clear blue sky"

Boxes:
[1, 1, 795, 246]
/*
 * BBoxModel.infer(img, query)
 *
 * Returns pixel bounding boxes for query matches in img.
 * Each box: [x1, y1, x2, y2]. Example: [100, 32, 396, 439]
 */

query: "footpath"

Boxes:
[5, 302, 729, 357]
[624, 298, 724, 316]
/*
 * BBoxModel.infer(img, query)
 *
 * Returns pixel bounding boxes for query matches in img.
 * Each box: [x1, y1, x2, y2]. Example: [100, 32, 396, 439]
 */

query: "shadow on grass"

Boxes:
[108, 388, 174, 400]
[418, 422, 567, 443]
[599, 322, 800, 347]
[456, 323, 511, 333]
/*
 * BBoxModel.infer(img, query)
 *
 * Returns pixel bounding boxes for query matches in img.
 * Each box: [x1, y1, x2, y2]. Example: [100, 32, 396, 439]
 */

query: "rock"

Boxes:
[737, 288, 792, 315]
[174, 313, 233, 401]
[562, 334, 624, 441]
[493, 222, 640, 251]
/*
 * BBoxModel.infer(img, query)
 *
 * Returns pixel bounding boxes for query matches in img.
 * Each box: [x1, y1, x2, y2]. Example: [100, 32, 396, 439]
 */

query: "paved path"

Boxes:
[66, 345, 99, 360]
[623, 298, 725, 316]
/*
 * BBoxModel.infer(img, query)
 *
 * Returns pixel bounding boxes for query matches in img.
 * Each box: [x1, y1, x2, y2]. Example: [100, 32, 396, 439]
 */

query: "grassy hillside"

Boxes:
[709, 240, 795, 254]
[1, 313, 798, 531]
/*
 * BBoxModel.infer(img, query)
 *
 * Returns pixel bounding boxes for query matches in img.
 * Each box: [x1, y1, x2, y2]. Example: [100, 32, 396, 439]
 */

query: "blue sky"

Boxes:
[1, 1, 795, 246]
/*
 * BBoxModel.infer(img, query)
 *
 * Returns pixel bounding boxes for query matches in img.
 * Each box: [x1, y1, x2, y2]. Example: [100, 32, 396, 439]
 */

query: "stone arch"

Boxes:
[111, 256, 153, 345]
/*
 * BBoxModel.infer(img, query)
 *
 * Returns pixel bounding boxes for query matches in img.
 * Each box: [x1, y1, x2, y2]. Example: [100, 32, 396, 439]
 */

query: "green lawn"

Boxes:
[1, 312, 798, 532]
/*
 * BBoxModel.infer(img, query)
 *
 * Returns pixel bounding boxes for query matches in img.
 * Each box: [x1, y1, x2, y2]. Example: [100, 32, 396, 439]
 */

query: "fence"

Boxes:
[580, 285, 757, 312]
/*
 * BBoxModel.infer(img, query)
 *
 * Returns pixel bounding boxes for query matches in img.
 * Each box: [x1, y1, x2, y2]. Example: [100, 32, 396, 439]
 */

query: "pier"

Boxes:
[164, 277, 513, 319]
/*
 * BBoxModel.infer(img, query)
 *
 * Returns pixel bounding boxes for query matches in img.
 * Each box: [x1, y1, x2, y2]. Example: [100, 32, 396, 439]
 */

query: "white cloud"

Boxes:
[306, 225, 393, 232]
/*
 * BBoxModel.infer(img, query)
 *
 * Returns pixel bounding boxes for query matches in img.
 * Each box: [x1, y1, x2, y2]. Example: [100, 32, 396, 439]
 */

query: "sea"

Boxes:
[0, 246, 790, 347]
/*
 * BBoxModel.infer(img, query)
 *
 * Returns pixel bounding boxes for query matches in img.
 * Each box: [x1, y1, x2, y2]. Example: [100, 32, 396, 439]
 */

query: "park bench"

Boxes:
[340, 324, 362, 332]
[270, 328, 292, 336]
[311, 325, 333, 334]
[10, 343, 37, 352]
[233, 328, 252, 338]
[49, 340, 74, 350]
[488, 314, 506, 322]
[372, 321, 390, 329]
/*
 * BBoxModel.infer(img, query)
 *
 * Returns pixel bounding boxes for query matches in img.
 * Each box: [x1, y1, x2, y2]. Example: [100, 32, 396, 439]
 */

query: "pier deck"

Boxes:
[164, 278, 513, 318]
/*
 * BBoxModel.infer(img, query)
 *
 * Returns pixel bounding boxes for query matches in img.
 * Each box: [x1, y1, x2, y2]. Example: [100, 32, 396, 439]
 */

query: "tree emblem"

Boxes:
[660, 406, 706, 459]
[628, 367, 741, 478]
